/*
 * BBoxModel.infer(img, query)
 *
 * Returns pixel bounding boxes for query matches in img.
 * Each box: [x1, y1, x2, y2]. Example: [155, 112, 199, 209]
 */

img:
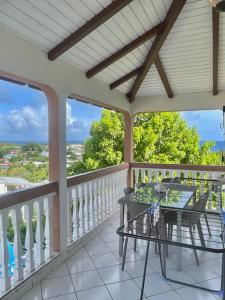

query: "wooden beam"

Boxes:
[110, 67, 141, 90]
[213, 8, 219, 96]
[154, 55, 173, 98]
[127, 0, 186, 102]
[86, 22, 164, 78]
[48, 0, 133, 61]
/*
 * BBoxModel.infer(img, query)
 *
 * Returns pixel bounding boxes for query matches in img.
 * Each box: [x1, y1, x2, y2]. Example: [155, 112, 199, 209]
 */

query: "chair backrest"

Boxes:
[136, 182, 146, 189]
[161, 177, 181, 183]
[123, 187, 135, 196]
[193, 192, 209, 211]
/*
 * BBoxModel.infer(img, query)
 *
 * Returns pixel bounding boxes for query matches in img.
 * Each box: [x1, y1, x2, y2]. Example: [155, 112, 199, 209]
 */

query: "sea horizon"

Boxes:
[1, 140, 225, 152]
[0, 140, 84, 145]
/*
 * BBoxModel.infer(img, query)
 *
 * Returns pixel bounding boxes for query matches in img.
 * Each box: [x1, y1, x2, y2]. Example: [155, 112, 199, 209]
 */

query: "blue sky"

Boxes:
[0, 79, 223, 142]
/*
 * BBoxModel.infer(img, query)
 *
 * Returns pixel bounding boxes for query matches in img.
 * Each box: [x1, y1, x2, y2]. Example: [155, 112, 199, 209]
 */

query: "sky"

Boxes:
[0, 79, 224, 143]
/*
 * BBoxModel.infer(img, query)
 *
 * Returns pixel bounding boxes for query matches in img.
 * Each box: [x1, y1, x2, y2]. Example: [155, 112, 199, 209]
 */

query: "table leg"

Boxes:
[177, 210, 182, 271]
[119, 203, 125, 256]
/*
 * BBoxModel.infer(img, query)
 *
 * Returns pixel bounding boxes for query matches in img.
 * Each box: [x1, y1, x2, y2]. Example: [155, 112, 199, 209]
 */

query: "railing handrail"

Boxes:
[0, 181, 58, 210]
[67, 163, 129, 188]
[130, 162, 225, 172]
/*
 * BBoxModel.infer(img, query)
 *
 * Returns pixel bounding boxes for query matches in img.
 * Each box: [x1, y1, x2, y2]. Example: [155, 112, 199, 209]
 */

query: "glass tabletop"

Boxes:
[118, 180, 223, 211]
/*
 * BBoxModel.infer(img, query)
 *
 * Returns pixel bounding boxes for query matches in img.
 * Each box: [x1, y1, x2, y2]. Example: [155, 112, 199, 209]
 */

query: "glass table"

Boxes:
[118, 179, 223, 271]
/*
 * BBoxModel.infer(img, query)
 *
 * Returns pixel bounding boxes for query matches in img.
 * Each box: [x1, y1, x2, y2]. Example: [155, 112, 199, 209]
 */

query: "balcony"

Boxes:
[0, 0, 225, 299]
[0, 163, 224, 300]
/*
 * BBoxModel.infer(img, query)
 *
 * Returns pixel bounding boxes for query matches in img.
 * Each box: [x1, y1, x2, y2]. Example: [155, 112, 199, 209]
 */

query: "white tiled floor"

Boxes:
[20, 214, 222, 300]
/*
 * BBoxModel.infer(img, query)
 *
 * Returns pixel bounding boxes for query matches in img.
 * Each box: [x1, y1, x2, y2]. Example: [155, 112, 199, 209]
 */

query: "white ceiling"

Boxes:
[0, 0, 224, 98]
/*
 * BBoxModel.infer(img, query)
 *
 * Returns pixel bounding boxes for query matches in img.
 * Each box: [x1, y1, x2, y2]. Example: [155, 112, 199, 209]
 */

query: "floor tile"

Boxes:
[98, 265, 131, 284]
[91, 252, 119, 268]
[199, 277, 221, 291]
[42, 275, 74, 299]
[101, 232, 118, 242]
[125, 260, 156, 278]
[47, 263, 69, 279]
[70, 248, 89, 259]
[204, 258, 222, 276]
[134, 273, 172, 297]
[107, 279, 141, 300]
[165, 269, 196, 289]
[48, 293, 77, 300]
[20, 284, 42, 300]
[71, 270, 104, 291]
[176, 286, 219, 300]
[87, 235, 104, 245]
[76, 286, 111, 300]
[101, 225, 115, 234]
[67, 256, 96, 274]
[147, 290, 182, 300]
[114, 248, 144, 263]
[185, 265, 219, 282]
[148, 256, 174, 272]
[85, 242, 111, 256]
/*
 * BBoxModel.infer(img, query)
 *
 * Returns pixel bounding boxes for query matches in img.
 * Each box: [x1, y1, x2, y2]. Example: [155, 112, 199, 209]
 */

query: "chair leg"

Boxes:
[121, 237, 128, 271]
[134, 238, 137, 252]
[197, 221, 206, 247]
[140, 240, 150, 300]
[189, 226, 200, 266]
[204, 214, 211, 236]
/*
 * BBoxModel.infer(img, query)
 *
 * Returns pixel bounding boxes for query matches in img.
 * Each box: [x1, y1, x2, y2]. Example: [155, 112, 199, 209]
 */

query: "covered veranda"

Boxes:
[0, 0, 225, 299]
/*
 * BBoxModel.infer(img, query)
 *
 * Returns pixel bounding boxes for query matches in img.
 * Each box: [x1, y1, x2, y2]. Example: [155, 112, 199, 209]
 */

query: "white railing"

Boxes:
[131, 163, 225, 187]
[67, 164, 128, 245]
[0, 183, 57, 292]
[131, 163, 225, 210]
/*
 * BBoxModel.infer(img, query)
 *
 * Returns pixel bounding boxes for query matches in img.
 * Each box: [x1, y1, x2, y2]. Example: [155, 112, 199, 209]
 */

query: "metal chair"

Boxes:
[164, 192, 209, 266]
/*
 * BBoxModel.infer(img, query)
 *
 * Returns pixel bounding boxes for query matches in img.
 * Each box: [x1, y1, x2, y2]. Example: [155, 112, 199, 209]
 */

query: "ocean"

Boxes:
[200, 141, 225, 152]
[0, 140, 84, 145]
[1, 140, 225, 152]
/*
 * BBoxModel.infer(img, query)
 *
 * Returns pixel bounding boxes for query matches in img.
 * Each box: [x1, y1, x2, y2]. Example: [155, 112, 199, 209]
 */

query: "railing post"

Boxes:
[45, 88, 67, 253]
[124, 112, 133, 188]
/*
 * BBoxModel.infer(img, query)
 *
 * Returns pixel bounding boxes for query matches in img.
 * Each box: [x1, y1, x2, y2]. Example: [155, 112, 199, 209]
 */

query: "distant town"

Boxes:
[0, 142, 84, 194]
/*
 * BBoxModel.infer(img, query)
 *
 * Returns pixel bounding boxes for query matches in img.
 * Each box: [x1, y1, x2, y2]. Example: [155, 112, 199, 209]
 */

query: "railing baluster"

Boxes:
[86, 182, 91, 231]
[35, 200, 45, 266]
[67, 189, 73, 244]
[73, 186, 80, 239]
[91, 181, 96, 227]
[11, 207, 24, 281]
[0, 210, 11, 291]
[79, 184, 85, 234]
[24, 203, 35, 273]
[44, 195, 53, 259]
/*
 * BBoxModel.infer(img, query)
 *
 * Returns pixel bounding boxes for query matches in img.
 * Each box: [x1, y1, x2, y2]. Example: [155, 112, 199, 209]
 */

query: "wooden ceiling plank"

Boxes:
[154, 55, 173, 98]
[86, 22, 164, 78]
[127, 0, 187, 102]
[48, 0, 133, 61]
[212, 8, 219, 96]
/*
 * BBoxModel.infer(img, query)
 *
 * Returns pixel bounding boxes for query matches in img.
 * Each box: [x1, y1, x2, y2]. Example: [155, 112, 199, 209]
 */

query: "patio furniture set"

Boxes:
[117, 178, 225, 300]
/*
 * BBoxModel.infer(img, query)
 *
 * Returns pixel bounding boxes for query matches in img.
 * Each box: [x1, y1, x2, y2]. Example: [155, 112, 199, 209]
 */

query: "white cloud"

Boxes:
[0, 104, 48, 140]
[66, 102, 87, 134]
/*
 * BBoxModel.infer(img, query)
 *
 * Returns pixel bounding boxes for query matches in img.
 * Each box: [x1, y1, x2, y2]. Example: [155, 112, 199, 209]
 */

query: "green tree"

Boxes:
[67, 110, 221, 175]
[22, 143, 42, 153]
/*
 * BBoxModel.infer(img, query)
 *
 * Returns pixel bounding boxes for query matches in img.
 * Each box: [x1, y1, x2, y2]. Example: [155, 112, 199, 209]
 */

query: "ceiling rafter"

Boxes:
[110, 55, 173, 98]
[127, 0, 187, 103]
[154, 55, 173, 98]
[212, 7, 219, 96]
[48, 0, 134, 61]
[86, 22, 164, 78]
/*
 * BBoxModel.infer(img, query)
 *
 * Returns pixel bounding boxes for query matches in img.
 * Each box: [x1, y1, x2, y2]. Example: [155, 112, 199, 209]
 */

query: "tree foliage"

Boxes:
[68, 110, 221, 176]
